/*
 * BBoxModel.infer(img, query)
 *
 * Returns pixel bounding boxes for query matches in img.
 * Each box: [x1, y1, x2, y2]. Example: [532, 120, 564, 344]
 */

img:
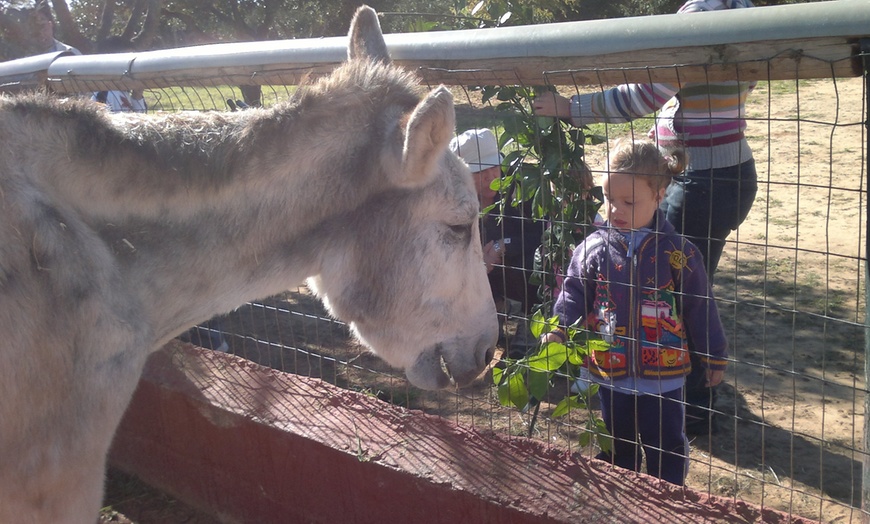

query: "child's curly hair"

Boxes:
[608, 138, 688, 193]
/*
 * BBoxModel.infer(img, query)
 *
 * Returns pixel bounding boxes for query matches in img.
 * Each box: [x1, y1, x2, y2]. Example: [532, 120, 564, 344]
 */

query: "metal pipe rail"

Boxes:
[0, 0, 865, 93]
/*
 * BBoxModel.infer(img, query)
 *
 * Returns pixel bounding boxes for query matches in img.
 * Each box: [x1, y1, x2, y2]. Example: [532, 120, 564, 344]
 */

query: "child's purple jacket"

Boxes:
[554, 210, 728, 380]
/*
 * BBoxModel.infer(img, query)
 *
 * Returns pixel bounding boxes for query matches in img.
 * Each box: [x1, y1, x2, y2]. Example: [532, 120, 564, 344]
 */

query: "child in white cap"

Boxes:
[450, 128, 544, 359]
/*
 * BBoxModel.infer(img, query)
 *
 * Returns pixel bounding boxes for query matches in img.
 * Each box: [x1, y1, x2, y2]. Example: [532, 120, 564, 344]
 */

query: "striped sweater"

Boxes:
[568, 0, 756, 171]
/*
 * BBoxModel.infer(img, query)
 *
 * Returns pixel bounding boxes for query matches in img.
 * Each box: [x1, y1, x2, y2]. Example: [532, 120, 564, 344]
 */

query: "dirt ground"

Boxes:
[100, 76, 867, 523]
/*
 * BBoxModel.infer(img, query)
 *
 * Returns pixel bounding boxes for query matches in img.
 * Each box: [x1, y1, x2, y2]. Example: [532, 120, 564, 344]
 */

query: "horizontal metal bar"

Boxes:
[2, 0, 867, 91]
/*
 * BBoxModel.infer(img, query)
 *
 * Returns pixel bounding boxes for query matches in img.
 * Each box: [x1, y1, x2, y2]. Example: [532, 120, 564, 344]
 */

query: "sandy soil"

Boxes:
[101, 76, 867, 523]
[699, 75, 865, 523]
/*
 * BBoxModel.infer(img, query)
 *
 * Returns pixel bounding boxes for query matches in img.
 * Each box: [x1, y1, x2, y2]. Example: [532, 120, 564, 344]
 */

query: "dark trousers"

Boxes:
[662, 159, 757, 424]
[597, 386, 688, 486]
[662, 159, 758, 276]
[684, 352, 717, 433]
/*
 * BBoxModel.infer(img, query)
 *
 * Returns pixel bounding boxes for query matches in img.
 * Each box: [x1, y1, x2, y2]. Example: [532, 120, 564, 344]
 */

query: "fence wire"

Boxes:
[162, 65, 865, 523]
[1, 34, 867, 524]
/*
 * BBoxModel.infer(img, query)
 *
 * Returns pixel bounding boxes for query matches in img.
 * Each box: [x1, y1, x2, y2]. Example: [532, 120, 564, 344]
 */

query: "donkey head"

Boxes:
[307, 6, 498, 390]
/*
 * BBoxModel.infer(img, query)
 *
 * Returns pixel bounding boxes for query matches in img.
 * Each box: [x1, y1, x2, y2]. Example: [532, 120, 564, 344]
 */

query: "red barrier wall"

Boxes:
[109, 342, 814, 523]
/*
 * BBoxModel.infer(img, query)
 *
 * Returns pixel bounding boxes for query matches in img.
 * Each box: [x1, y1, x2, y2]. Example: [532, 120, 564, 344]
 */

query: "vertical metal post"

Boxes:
[862, 37, 870, 524]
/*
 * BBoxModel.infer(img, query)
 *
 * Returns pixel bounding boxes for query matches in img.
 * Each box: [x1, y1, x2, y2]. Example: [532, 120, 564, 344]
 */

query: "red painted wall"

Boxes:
[109, 343, 814, 523]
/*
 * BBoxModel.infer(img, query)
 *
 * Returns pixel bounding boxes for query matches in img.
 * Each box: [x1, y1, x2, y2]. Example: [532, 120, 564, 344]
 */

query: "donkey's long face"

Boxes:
[306, 7, 498, 389]
[309, 148, 498, 389]
[307, 86, 498, 390]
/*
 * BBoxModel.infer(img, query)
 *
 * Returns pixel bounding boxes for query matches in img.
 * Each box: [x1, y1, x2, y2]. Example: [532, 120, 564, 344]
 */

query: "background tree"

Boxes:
[1, 0, 813, 63]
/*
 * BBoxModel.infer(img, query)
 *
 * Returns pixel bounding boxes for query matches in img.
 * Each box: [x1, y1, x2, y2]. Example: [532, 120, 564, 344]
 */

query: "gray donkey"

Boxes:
[0, 6, 497, 522]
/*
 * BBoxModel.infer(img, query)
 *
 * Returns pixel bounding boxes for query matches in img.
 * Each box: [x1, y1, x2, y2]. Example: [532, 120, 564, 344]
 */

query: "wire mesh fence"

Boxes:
[1, 6, 867, 523]
[137, 70, 867, 524]
[192, 74, 865, 524]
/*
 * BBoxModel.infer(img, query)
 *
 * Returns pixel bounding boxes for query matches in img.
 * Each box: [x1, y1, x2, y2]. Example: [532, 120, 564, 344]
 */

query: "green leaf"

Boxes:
[568, 128, 585, 145]
[551, 395, 585, 418]
[496, 87, 516, 101]
[502, 150, 524, 168]
[502, 115, 530, 138]
[588, 339, 612, 352]
[587, 133, 608, 145]
[536, 116, 555, 130]
[480, 201, 498, 215]
[492, 176, 512, 193]
[498, 372, 529, 410]
[596, 422, 613, 454]
[480, 85, 499, 104]
[590, 185, 605, 202]
[529, 310, 547, 338]
[527, 369, 550, 400]
[528, 343, 567, 371]
[567, 347, 586, 366]
[491, 366, 504, 385]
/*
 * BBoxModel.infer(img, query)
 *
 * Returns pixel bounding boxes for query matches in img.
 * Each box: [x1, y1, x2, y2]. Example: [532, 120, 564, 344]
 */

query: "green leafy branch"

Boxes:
[474, 82, 610, 450]
[492, 312, 612, 453]
[479, 85, 603, 313]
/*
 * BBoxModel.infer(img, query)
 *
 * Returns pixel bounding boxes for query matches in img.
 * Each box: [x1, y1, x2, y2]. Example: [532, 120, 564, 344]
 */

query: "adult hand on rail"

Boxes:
[532, 92, 572, 119]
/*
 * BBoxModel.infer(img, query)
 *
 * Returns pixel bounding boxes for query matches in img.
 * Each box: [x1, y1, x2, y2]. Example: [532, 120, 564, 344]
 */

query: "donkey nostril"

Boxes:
[483, 346, 495, 366]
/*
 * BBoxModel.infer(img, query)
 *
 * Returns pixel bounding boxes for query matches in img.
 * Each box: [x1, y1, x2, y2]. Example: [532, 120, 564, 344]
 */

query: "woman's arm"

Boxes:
[534, 82, 680, 127]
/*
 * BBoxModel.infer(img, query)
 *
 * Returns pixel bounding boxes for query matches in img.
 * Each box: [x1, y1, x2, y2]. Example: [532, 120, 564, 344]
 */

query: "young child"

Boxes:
[541, 139, 728, 485]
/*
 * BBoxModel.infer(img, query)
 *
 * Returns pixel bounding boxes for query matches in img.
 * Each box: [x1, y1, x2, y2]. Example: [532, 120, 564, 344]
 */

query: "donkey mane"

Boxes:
[3, 93, 246, 190]
[291, 56, 423, 118]
[1, 57, 425, 218]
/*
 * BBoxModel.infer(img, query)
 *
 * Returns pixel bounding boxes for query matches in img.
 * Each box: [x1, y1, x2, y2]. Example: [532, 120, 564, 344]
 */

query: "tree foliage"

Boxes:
[1, 0, 810, 62]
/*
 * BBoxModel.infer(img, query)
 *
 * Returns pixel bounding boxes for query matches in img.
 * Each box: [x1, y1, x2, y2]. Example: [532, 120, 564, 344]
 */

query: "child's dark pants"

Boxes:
[597, 386, 689, 485]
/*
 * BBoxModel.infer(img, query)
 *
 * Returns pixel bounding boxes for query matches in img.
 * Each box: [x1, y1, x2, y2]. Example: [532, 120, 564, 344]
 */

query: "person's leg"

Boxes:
[663, 178, 719, 434]
[488, 270, 508, 348]
[727, 159, 759, 231]
[637, 388, 689, 485]
[664, 173, 722, 275]
[500, 264, 538, 357]
[665, 161, 758, 276]
[664, 160, 757, 435]
[596, 386, 642, 473]
[684, 352, 718, 436]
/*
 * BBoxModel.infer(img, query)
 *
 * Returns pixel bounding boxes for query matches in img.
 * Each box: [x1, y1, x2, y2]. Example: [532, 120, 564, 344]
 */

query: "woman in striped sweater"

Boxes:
[534, 0, 757, 436]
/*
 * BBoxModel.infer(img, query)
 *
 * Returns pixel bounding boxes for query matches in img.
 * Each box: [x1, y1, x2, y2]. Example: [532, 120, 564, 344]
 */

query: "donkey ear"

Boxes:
[399, 86, 456, 188]
[347, 5, 390, 63]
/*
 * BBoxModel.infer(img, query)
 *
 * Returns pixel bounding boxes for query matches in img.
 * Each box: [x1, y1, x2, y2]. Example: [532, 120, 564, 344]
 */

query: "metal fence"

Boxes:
[3, 2, 868, 522]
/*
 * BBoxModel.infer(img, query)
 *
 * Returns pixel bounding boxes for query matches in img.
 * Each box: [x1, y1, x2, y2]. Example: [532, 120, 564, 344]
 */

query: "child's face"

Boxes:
[473, 165, 501, 205]
[602, 172, 664, 232]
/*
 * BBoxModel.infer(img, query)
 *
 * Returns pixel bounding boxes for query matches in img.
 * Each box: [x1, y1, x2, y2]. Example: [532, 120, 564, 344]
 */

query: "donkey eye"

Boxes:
[446, 223, 473, 244]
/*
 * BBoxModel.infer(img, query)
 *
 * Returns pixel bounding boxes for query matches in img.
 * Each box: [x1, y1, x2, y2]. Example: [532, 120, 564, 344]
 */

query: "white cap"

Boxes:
[449, 128, 503, 173]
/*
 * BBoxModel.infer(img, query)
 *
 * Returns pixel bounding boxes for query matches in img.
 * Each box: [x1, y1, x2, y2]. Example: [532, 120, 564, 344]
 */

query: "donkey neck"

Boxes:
[54, 109, 391, 347]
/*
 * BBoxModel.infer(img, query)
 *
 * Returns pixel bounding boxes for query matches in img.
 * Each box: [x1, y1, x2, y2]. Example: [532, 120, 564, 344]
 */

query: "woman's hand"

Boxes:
[532, 93, 572, 119]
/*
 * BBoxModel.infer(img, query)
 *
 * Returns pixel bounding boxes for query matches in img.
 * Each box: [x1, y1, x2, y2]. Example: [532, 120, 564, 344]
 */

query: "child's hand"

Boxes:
[540, 332, 562, 344]
[532, 93, 571, 119]
[706, 369, 724, 387]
